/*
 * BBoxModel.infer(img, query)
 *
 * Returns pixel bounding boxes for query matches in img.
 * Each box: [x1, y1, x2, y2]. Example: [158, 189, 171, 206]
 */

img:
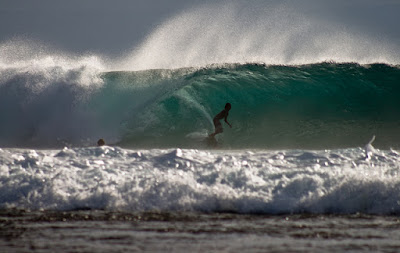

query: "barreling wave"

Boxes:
[115, 62, 400, 149]
[2, 59, 399, 149]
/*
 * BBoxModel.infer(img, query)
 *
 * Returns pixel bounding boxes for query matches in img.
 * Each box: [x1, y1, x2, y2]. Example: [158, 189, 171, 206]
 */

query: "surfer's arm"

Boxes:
[224, 116, 232, 128]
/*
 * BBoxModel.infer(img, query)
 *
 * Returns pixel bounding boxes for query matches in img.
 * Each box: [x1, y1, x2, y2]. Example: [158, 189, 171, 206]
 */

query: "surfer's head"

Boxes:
[97, 138, 105, 146]
[225, 103, 231, 110]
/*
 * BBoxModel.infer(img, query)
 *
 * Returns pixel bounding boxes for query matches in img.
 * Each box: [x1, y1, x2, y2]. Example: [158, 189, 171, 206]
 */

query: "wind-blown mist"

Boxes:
[0, 40, 107, 146]
[118, 3, 400, 70]
[0, 2, 399, 148]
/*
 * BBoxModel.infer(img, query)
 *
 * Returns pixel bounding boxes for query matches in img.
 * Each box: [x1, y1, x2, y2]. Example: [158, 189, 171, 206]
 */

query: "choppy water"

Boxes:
[0, 146, 399, 214]
[1, 210, 400, 253]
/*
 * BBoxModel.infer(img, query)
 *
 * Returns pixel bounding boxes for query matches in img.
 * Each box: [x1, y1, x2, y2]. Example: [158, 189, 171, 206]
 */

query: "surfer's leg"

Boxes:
[210, 121, 223, 137]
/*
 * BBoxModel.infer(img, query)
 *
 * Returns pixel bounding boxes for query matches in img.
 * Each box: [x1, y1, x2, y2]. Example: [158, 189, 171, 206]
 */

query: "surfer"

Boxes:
[97, 138, 105, 146]
[209, 103, 232, 138]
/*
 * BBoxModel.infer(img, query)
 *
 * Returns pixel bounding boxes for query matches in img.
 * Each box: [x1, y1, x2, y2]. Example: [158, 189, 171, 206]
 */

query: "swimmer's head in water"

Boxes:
[225, 103, 231, 110]
[97, 138, 105, 146]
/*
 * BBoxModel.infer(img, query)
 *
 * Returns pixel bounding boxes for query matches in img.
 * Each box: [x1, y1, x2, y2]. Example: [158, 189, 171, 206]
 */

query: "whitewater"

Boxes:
[1, 2, 400, 252]
[1, 146, 400, 214]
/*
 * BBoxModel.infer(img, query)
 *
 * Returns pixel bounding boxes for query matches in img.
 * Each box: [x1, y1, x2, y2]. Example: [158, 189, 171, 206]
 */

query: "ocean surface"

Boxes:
[1, 62, 400, 150]
[1, 3, 400, 252]
[1, 61, 400, 252]
[1, 146, 400, 252]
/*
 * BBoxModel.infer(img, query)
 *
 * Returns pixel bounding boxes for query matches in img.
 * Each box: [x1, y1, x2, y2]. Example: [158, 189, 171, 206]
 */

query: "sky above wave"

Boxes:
[0, 0, 399, 57]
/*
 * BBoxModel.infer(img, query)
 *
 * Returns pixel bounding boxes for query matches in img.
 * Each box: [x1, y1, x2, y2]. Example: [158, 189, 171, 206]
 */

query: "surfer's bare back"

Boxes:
[209, 103, 232, 137]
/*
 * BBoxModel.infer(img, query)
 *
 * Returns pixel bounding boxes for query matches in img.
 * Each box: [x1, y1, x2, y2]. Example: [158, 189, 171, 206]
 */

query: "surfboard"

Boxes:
[185, 130, 219, 148]
[185, 130, 209, 139]
[204, 135, 218, 147]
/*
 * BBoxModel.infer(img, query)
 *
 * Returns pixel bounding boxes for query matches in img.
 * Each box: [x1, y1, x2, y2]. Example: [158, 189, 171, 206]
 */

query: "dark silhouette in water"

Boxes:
[97, 138, 105, 146]
[209, 103, 232, 138]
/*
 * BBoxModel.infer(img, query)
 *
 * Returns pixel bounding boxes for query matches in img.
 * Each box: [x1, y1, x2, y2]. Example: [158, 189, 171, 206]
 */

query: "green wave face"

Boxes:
[95, 63, 400, 149]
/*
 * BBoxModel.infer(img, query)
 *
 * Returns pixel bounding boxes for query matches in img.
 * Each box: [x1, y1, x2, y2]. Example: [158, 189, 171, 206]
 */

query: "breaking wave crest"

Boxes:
[1, 60, 400, 149]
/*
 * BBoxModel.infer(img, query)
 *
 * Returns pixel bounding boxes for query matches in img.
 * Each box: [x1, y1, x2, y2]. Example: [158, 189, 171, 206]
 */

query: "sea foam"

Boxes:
[0, 147, 399, 214]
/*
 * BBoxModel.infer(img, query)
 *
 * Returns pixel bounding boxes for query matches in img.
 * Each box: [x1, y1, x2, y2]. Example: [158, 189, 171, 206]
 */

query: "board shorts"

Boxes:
[213, 119, 223, 133]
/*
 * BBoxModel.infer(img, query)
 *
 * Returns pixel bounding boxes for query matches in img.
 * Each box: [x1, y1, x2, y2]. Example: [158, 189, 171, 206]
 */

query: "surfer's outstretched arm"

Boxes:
[224, 116, 232, 128]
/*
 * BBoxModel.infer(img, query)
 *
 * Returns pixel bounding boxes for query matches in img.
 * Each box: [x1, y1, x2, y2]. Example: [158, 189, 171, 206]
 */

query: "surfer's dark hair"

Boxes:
[97, 138, 105, 146]
[225, 103, 231, 109]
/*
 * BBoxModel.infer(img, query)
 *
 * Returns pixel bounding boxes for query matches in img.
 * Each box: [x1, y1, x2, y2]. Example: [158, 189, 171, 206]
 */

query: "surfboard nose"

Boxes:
[364, 135, 376, 159]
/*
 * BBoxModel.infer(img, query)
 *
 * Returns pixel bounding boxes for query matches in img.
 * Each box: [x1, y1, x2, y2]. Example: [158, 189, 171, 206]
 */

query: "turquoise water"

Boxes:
[1, 62, 399, 149]
[101, 63, 400, 149]
[1, 49, 399, 253]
